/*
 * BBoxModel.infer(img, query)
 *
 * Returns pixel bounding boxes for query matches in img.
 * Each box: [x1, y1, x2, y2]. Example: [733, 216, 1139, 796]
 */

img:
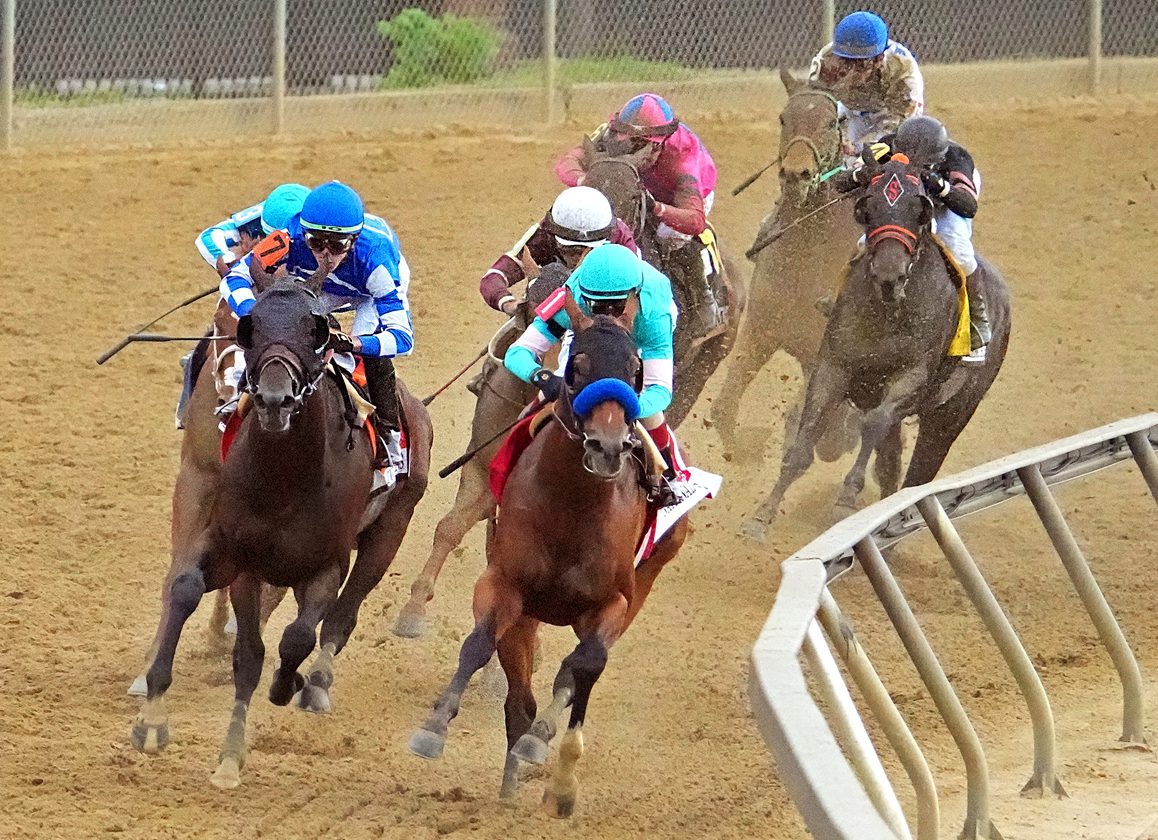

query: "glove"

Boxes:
[328, 330, 356, 354]
[922, 170, 950, 197]
[530, 368, 565, 401]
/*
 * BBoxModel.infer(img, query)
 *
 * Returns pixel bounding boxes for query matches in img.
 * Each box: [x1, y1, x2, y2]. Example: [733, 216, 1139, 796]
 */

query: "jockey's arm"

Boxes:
[636, 309, 675, 419]
[933, 144, 980, 219]
[220, 256, 258, 316]
[504, 318, 560, 383]
[480, 222, 553, 312]
[358, 259, 415, 357]
[651, 175, 707, 236]
[611, 219, 640, 255]
[555, 142, 588, 187]
[196, 203, 263, 269]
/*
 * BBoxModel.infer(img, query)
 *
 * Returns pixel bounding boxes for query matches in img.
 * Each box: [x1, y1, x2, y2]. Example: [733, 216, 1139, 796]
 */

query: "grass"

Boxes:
[486, 56, 699, 87]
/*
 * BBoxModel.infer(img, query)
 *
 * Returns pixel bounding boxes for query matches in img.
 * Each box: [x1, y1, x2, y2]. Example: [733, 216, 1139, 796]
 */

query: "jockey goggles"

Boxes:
[303, 229, 358, 255]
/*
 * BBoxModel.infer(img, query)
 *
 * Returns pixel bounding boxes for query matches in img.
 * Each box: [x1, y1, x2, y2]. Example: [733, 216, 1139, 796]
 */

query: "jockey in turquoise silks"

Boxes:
[504, 243, 689, 506]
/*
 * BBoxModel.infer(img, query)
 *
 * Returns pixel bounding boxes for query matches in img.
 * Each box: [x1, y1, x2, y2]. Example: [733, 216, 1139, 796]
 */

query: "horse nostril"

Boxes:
[281, 394, 295, 408]
[621, 439, 633, 453]
[253, 392, 265, 406]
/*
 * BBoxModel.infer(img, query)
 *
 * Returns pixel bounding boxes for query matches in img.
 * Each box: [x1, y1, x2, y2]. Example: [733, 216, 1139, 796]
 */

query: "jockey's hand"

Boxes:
[531, 368, 565, 401]
[215, 254, 239, 278]
[921, 170, 950, 197]
[328, 330, 356, 354]
[235, 229, 262, 257]
[500, 298, 521, 317]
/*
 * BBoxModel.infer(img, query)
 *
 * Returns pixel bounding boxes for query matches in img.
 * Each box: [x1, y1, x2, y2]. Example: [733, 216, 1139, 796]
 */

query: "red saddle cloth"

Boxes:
[488, 413, 537, 504]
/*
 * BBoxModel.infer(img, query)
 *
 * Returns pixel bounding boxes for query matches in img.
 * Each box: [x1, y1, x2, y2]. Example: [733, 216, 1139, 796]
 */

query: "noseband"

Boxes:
[246, 345, 326, 413]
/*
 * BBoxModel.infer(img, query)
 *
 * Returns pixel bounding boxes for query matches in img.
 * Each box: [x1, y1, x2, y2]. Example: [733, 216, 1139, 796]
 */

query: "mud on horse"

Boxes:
[409, 293, 688, 818]
[130, 271, 433, 789]
[581, 140, 746, 428]
[742, 154, 1010, 542]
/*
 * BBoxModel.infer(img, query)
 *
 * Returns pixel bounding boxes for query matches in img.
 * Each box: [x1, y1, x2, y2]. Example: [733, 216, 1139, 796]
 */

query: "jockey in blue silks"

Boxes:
[220, 180, 413, 484]
[504, 242, 689, 505]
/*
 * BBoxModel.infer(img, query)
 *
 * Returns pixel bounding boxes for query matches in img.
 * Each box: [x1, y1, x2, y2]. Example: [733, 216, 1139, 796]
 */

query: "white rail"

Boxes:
[750, 412, 1158, 840]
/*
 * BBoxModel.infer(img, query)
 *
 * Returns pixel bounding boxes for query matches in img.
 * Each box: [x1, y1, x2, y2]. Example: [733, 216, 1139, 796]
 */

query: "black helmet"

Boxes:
[894, 116, 949, 167]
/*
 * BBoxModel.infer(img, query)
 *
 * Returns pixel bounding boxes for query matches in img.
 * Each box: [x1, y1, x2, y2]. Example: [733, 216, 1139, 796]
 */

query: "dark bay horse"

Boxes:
[392, 264, 570, 638]
[742, 156, 1011, 541]
[130, 274, 433, 789]
[581, 139, 748, 427]
[711, 69, 862, 463]
[409, 294, 688, 818]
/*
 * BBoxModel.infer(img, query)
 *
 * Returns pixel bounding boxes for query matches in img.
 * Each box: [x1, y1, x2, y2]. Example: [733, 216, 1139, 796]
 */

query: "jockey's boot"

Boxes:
[363, 355, 404, 477]
[670, 241, 723, 335]
[644, 422, 688, 507]
[961, 276, 992, 366]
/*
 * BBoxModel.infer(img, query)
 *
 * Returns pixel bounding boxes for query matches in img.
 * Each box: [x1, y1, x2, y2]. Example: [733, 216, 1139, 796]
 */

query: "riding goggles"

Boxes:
[303, 230, 358, 255]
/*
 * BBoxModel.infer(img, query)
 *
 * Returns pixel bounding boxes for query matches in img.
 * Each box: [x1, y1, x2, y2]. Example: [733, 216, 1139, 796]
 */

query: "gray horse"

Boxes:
[742, 156, 1011, 541]
[711, 69, 862, 463]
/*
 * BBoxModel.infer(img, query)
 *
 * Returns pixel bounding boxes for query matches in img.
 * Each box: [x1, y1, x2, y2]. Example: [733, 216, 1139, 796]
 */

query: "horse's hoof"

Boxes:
[129, 717, 169, 754]
[127, 674, 148, 697]
[392, 605, 427, 639]
[408, 728, 445, 759]
[499, 754, 521, 800]
[740, 519, 769, 543]
[511, 733, 549, 765]
[294, 683, 333, 714]
[224, 614, 238, 635]
[269, 671, 305, 707]
[541, 788, 576, 819]
[210, 756, 242, 790]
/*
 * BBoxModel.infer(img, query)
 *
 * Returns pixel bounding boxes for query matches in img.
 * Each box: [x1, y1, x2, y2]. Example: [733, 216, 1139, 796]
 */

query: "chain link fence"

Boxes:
[3, 0, 1157, 149]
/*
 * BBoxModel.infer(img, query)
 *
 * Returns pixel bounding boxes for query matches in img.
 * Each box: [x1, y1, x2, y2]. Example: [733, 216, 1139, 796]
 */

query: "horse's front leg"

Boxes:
[269, 563, 342, 708]
[409, 567, 522, 759]
[743, 355, 850, 542]
[497, 616, 540, 800]
[541, 595, 628, 819]
[211, 572, 264, 790]
[835, 366, 925, 513]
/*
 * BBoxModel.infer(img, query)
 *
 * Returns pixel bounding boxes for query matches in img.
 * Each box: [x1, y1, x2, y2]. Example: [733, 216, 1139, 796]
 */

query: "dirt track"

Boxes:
[2, 96, 1157, 839]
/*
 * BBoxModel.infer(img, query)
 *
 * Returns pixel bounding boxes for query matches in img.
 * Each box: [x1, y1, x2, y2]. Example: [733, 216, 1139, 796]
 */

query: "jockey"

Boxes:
[809, 11, 924, 160]
[554, 93, 723, 333]
[504, 243, 687, 506]
[221, 181, 413, 480]
[176, 183, 311, 428]
[480, 186, 637, 316]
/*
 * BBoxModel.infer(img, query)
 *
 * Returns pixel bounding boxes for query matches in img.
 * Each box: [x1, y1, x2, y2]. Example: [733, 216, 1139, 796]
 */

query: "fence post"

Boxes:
[544, 0, 558, 124]
[822, 0, 835, 45]
[272, 0, 286, 135]
[1088, 0, 1102, 93]
[2, 0, 13, 152]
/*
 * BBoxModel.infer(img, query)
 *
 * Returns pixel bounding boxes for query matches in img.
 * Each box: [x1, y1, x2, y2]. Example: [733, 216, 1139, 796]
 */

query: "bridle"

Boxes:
[779, 89, 843, 192]
[245, 345, 326, 416]
[864, 170, 928, 279]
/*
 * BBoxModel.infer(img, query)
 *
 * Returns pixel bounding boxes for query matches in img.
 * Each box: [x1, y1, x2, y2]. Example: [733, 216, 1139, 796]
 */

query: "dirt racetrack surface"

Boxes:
[2, 95, 1158, 839]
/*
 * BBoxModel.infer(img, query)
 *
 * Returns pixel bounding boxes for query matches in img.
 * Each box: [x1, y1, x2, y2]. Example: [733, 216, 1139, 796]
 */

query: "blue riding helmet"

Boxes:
[833, 11, 889, 60]
[573, 243, 645, 301]
[260, 183, 310, 234]
[300, 181, 365, 234]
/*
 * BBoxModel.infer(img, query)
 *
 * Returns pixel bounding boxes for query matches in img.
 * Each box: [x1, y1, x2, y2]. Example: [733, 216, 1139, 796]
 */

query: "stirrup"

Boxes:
[645, 474, 678, 508]
[959, 345, 987, 366]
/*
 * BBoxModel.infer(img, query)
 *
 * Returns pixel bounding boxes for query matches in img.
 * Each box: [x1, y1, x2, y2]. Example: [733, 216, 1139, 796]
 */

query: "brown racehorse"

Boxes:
[711, 69, 862, 464]
[130, 272, 432, 789]
[409, 295, 688, 818]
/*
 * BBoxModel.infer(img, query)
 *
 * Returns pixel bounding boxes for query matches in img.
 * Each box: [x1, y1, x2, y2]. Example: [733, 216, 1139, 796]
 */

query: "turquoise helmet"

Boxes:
[573, 243, 644, 301]
[300, 181, 365, 234]
[260, 183, 309, 234]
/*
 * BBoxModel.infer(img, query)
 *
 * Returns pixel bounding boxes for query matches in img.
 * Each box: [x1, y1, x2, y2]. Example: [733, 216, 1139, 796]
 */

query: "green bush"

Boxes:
[376, 9, 501, 89]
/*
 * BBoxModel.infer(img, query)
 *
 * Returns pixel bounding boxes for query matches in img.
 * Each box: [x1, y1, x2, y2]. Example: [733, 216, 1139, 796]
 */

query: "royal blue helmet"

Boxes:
[300, 181, 365, 234]
[833, 11, 889, 60]
[260, 183, 309, 234]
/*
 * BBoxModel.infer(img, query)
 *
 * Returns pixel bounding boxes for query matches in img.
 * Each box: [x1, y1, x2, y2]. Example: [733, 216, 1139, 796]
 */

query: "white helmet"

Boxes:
[545, 186, 616, 248]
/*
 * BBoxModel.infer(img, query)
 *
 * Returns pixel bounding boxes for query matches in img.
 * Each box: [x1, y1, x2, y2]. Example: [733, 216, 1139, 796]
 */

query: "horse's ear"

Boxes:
[918, 195, 935, 227]
[779, 66, 804, 94]
[853, 196, 871, 226]
[250, 258, 275, 293]
[563, 289, 593, 332]
[581, 134, 598, 168]
[236, 315, 254, 350]
[312, 314, 330, 351]
[619, 290, 640, 331]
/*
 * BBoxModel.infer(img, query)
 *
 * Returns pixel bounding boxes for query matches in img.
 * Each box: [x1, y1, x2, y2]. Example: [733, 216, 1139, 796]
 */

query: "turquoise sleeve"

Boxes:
[503, 319, 557, 383]
[638, 383, 672, 418]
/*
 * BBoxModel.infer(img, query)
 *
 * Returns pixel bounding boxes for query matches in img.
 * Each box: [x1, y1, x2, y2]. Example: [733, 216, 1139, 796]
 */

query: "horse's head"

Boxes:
[561, 291, 642, 479]
[236, 278, 331, 432]
[581, 137, 654, 238]
[777, 68, 843, 200]
[852, 156, 935, 305]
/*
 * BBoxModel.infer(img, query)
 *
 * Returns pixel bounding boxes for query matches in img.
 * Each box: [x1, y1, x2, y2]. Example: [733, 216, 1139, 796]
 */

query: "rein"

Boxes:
[780, 89, 843, 190]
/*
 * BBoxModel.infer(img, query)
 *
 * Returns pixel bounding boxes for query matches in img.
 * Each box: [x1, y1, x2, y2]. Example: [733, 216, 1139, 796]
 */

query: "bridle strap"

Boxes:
[780, 89, 843, 174]
[867, 224, 919, 254]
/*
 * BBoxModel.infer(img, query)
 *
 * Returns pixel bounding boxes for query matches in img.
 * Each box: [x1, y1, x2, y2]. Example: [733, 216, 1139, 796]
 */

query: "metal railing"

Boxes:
[750, 413, 1158, 840]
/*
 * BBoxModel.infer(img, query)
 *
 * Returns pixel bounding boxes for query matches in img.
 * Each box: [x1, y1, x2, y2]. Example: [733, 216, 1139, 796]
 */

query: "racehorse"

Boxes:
[581, 139, 747, 427]
[710, 68, 862, 463]
[392, 264, 569, 638]
[129, 270, 433, 789]
[409, 293, 688, 818]
[742, 155, 1011, 541]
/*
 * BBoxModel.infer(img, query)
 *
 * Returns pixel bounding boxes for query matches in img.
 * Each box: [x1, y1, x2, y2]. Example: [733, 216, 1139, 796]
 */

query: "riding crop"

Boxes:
[730, 156, 781, 196]
[96, 284, 219, 364]
[437, 413, 524, 479]
[744, 191, 860, 261]
[421, 346, 487, 407]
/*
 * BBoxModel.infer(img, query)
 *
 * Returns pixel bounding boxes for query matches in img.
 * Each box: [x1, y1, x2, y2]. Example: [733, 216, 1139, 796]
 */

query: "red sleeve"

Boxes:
[611, 218, 639, 254]
[653, 176, 706, 235]
[555, 142, 587, 187]
[479, 255, 523, 311]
